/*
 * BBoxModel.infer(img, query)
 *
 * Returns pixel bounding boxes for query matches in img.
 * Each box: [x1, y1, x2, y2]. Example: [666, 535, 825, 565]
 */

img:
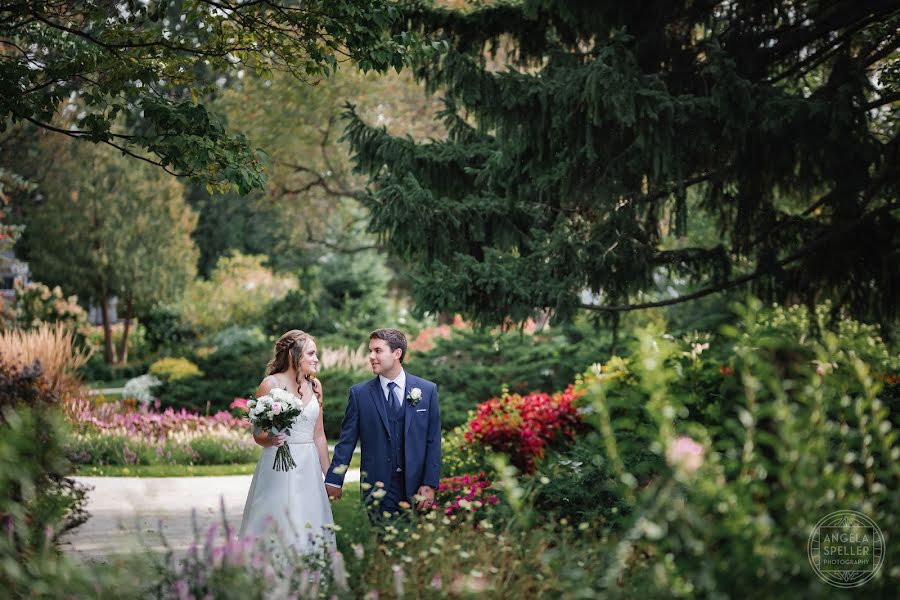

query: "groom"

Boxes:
[325, 328, 441, 519]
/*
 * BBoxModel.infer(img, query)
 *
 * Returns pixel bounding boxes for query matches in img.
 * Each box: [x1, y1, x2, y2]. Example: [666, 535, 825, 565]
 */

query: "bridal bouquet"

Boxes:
[246, 388, 305, 471]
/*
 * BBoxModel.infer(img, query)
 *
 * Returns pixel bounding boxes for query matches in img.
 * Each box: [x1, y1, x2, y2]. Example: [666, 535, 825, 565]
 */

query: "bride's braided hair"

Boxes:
[266, 329, 321, 406]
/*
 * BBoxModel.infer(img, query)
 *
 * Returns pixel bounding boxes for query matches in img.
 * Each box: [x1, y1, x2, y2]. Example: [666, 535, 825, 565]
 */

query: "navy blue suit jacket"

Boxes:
[325, 373, 441, 501]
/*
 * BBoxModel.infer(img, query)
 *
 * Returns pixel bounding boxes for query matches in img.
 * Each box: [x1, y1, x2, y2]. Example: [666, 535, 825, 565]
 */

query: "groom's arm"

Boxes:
[422, 383, 441, 488]
[324, 389, 360, 488]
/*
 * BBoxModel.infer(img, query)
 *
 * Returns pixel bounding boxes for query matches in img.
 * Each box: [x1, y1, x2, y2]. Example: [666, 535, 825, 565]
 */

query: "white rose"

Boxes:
[410, 388, 422, 401]
[272, 388, 292, 402]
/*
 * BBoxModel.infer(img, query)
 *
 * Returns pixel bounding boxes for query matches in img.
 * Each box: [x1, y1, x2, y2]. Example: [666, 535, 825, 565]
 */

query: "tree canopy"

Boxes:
[1, 0, 410, 193]
[25, 139, 199, 362]
[345, 0, 900, 327]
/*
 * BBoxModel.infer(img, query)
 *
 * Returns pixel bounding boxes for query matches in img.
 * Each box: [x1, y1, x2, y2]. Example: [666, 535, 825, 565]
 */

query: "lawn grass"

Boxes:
[75, 463, 259, 477]
[85, 378, 129, 390]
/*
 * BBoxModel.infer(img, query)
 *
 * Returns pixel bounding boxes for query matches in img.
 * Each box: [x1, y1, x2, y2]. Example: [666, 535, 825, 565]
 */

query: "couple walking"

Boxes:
[239, 328, 441, 555]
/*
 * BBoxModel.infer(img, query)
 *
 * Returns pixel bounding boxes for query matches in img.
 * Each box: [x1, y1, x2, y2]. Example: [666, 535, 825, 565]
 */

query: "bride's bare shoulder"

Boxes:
[256, 374, 276, 397]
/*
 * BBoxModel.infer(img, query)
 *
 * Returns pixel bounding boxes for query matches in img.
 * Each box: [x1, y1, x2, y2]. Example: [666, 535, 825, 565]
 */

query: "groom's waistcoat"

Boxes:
[387, 394, 405, 475]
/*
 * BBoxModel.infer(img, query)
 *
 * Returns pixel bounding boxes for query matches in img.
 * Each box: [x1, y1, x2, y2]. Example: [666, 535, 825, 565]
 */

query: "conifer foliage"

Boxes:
[344, 1, 900, 325]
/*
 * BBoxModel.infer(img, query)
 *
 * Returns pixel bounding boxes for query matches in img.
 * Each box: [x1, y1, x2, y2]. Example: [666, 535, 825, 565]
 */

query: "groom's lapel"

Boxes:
[369, 378, 390, 435]
[403, 374, 416, 436]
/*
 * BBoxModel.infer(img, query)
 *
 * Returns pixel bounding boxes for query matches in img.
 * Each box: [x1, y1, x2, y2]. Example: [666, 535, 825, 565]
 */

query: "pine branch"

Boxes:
[579, 202, 899, 313]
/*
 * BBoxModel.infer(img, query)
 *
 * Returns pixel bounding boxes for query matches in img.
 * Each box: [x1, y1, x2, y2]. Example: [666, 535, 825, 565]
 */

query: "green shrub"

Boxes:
[0, 360, 89, 584]
[148, 357, 203, 381]
[440, 422, 485, 478]
[140, 304, 197, 354]
[405, 325, 612, 431]
[556, 301, 900, 596]
[261, 253, 392, 348]
[178, 251, 297, 335]
[189, 434, 260, 464]
[79, 355, 149, 383]
[68, 432, 260, 466]
[262, 288, 320, 338]
[156, 327, 269, 412]
[530, 430, 662, 529]
[319, 367, 370, 438]
[11, 280, 92, 341]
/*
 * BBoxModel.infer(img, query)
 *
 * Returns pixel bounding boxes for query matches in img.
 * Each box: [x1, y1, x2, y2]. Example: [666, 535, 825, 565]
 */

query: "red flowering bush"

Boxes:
[464, 385, 584, 473]
[437, 472, 499, 516]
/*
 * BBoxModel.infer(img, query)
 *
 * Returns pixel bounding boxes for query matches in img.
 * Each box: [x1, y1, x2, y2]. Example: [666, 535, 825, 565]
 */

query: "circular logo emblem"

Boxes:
[808, 510, 884, 588]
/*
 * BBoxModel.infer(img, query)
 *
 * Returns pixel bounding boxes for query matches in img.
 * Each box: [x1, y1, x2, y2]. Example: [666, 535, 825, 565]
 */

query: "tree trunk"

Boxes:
[99, 293, 114, 364]
[117, 297, 133, 365]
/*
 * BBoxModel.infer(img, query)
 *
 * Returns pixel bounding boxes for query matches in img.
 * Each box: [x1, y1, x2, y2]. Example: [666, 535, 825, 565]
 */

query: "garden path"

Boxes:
[62, 468, 360, 561]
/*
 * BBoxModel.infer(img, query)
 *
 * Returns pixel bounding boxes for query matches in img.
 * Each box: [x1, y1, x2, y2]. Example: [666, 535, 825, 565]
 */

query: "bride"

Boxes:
[239, 329, 336, 557]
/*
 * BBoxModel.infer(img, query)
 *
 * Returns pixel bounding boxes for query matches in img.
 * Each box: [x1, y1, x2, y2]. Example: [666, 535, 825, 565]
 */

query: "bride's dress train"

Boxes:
[239, 396, 336, 557]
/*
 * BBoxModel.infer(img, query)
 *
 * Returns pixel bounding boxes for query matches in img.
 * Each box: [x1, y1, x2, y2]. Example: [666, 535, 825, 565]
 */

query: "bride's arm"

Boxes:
[251, 377, 285, 448]
[313, 381, 330, 476]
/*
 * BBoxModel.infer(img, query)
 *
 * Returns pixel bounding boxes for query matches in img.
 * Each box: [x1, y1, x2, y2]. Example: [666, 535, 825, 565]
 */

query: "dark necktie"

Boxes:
[386, 381, 401, 415]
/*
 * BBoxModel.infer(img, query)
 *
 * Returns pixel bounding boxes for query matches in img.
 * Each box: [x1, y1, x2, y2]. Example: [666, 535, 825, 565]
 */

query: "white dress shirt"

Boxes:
[379, 369, 407, 407]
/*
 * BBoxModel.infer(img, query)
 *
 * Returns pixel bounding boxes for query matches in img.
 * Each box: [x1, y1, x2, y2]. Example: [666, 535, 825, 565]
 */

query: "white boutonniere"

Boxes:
[407, 387, 423, 406]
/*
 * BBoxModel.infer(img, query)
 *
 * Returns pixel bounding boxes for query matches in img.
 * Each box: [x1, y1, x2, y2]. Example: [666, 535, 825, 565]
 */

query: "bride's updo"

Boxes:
[266, 329, 321, 404]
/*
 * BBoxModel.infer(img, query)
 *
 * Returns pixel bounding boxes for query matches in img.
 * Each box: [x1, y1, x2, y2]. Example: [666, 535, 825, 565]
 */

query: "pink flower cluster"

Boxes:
[407, 315, 467, 353]
[437, 472, 499, 516]
[68, 397, 246, 440]
[666, 436, 705, 474]
[465, 385, 584, 473]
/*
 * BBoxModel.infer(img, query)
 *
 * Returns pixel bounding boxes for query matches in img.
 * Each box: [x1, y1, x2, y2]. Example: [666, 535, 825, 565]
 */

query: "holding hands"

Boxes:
[415, 485, 435, 511]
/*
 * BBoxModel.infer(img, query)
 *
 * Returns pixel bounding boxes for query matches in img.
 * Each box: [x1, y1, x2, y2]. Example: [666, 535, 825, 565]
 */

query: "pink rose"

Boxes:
[667, 436, 704, 474]
[272, 402, 282, 415]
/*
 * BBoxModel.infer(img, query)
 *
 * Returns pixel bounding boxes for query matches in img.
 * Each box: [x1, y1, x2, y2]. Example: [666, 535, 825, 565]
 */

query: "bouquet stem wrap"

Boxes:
[273, 443, 297, 471]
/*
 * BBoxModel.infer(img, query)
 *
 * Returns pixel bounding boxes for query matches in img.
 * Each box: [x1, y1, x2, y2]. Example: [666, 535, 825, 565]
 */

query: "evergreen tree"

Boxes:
[344, 0, 900, 327]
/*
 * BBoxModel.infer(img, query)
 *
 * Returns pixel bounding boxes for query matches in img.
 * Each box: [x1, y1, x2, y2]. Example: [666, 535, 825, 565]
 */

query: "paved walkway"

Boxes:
[61, 469, 359, 561]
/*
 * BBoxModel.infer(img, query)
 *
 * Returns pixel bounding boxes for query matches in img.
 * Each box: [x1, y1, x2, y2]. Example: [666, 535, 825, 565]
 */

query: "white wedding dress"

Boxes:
[239, 392, 336, 558]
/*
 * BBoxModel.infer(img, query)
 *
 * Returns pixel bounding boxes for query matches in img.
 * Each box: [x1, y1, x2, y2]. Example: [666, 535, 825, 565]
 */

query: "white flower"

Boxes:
[407, 387, 423, 405]
[271, 388, 293, 403]
[272, 401, 282, 415]
[123, 374, 161, 404]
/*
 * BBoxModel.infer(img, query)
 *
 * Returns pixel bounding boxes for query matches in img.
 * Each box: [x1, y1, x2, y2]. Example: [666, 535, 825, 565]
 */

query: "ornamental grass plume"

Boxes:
[319, 345, 369, 371]
[0, 322, 91, 389]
